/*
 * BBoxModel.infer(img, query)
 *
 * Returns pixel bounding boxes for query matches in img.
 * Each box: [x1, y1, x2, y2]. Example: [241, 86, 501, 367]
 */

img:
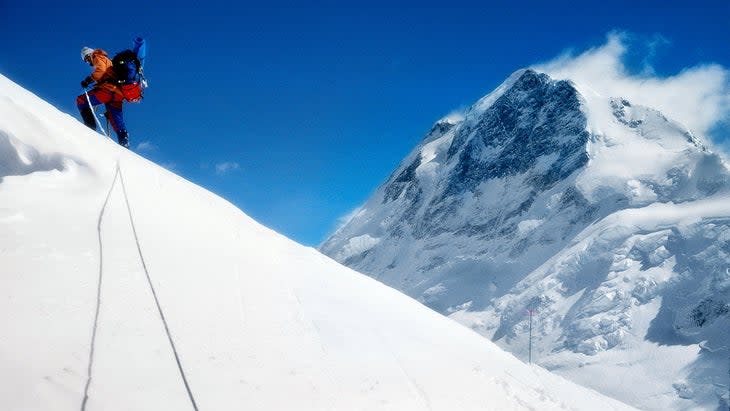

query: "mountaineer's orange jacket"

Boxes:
[86, 49, 122, 95]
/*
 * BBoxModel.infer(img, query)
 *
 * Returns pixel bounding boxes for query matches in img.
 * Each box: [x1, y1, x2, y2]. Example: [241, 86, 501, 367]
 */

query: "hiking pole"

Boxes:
[83, 88, 109, 139]
[105, 113, 111, 138]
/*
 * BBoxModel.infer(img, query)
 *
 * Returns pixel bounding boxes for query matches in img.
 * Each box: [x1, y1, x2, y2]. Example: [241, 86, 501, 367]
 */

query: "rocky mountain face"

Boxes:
[320, 69, 730, 410]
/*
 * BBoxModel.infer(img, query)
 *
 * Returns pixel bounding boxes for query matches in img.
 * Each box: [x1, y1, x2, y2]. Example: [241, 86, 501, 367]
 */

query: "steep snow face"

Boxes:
[322, 70, 602, 311]
[0, 74, 636, 411]
[321, 69, 730, 410]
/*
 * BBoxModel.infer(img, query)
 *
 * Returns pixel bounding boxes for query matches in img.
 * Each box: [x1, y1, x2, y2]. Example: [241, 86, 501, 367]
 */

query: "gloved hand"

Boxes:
[81, 77, 93, 88]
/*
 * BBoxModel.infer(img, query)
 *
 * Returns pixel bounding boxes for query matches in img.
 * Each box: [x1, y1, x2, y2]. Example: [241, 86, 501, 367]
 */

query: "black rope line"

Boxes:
[81, 163, 120, 411]
[118, 164, 200, 411]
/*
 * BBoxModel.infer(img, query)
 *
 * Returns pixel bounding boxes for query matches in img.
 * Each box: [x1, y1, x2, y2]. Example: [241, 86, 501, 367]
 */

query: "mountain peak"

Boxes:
[321, 68, 730, 410]
[510, 68, 550, 89]
[444, 69, 588, 193]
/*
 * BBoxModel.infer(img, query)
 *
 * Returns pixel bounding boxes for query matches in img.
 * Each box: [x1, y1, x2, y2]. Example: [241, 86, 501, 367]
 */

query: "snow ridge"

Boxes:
[0, 73, 635, 410]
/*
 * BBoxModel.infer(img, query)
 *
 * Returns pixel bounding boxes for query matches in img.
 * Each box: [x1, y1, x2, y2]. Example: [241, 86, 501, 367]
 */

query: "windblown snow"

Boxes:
[321, 69, 730, 411]
[0, 74, 635, 410]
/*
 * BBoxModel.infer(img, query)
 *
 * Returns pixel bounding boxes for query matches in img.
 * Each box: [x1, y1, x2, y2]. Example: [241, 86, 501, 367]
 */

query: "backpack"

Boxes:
[111, 49, 146, 103]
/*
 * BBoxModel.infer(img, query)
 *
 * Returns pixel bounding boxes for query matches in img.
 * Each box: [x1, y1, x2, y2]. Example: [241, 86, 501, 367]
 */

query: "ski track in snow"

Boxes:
[288, 287, 337, 410]
[375, 330, 434, 411]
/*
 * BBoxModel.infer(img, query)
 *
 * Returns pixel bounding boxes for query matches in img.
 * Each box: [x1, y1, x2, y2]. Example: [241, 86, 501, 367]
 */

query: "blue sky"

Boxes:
[2, 0, 729, 246]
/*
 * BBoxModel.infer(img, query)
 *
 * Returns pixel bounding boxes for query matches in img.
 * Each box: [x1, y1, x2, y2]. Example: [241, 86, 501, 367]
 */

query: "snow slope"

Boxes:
[0, 74, 635, 410]
[321, 69, 730, 410]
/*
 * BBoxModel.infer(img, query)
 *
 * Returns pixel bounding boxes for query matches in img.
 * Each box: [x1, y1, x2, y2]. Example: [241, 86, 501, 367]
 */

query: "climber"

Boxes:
[76, 47, 129, 147]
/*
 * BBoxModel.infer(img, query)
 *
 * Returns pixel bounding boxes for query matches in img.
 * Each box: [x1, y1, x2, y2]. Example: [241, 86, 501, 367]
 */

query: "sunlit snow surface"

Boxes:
[322, 70, 730, 410]
[0, 74, 637, 410]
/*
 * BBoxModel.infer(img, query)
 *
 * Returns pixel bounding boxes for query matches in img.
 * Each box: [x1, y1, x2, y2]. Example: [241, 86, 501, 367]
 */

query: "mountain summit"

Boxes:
[321, 69, 730, 410]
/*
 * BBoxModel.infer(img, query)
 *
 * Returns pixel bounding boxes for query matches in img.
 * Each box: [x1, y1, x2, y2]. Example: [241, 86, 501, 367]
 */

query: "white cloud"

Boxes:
[533, 32, 730, 139]
[136, 141, 156, 151]
[337, 206, 363, 228]
[215, 161, 240, 175]
[325, 206, 366, 241]
[638, 34, 671, 75]
[440, 110, 466, 124]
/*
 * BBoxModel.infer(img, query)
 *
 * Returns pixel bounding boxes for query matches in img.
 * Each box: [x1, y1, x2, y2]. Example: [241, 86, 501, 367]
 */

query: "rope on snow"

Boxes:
[81, 161, 199, 411]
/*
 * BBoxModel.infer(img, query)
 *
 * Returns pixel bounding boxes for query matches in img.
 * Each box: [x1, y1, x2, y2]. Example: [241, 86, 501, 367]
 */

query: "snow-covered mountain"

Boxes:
[321, 69, 730, 410]
[0, 74, 637, 410]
